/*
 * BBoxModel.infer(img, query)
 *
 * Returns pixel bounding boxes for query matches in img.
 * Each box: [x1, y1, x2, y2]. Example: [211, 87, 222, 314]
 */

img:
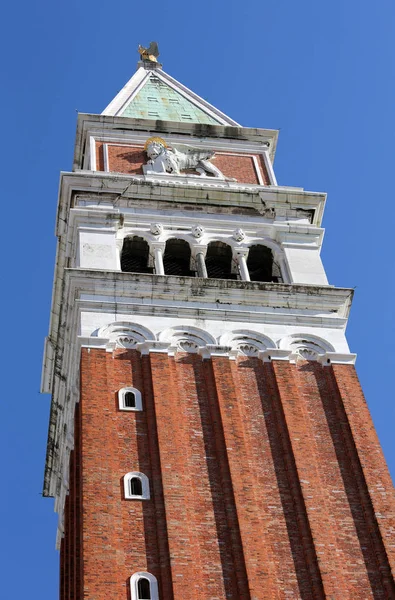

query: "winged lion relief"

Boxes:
[143, 137, 235, 181]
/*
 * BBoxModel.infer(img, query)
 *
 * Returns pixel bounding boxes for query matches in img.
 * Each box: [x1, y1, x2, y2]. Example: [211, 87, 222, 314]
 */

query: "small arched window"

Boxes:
[130, 572, 159, 600]
[138, 578, 151, 599]
[130, 477, 143, 496]
[205, 241, 236, 280]
[124, 472, 150, 500]
[121, 236, 153, 274]
[125, 391, 135, 407]
[163, 239, 193, 276]
[118, 387, 142, 412]
[247, 244, 283, 283]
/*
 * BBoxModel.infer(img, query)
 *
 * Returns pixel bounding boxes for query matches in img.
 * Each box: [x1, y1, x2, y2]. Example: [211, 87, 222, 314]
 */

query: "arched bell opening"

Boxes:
[205, 241, 236, 280]
[247, 244, 283, 283]
[163, 239, 194, 276]
[121, 236, 153, 274]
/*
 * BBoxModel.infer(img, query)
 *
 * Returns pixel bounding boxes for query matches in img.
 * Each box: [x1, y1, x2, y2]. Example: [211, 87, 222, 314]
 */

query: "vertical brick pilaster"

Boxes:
[150, 351, 242, 599]
[176, 353, 229, 598]
[210, 355, 277, 599]
[74, 402, 82, 599]
[272, 358, 395, 599]
[271, 359, 349, 598]
[263, 360, 325, 598]
[149, 352, 201, 599]
[63, 495, 70, 599]
[80, 348, 122, 598]
[59, 538, 65, 600]
[141, 354, 174, 600]
[329, 364, 395, 595]
[230, 356, 304, 596]
[68, 450, 75, 599]
[202, 359, 250, 599]
[187, 354, 239, 599]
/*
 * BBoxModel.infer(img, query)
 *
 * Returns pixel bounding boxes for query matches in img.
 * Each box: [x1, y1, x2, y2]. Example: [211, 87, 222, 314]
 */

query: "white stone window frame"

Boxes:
[118, 387, 142, 412]
[124, 472, 150, 500]
[130, 571, 159, 600]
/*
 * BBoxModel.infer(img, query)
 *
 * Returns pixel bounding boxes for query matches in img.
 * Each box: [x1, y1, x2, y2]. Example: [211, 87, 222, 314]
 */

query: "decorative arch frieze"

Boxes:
[98, 322, 155, 350]
[219, 329, 276, 357]
[92, 323, 348, 364]
[279, 333, 335, 361]
[158, 325, 216, 353]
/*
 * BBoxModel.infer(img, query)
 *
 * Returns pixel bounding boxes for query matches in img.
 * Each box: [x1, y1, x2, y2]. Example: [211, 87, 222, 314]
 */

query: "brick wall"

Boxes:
[60, 349, 395, 599]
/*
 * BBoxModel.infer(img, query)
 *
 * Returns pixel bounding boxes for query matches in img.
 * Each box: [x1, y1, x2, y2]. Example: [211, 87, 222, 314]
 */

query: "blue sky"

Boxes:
[1, 1, 394, 597]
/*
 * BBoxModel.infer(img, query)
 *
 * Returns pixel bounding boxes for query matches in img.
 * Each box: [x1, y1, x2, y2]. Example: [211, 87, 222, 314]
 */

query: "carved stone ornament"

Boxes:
[236, 343, 259, 356]
[143, 137, 235, 181]
[116, 336, 139, 349]
[295, 347, 319, 361]
[233, 228, 245, 242]
[192, 225, 204, 238]
[177, 339, 200, 353]
[98, 322, 156, 352]
[285, 335, 333, 362]
[150, 223, 163, 236]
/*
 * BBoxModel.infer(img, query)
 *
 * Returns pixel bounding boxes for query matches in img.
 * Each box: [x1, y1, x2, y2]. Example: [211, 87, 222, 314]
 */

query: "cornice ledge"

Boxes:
[60, 171, 327, 205]
[317, 352, 357, 366]
[136, 341, 172, 354]
[259, 349, 291, 362]
[198, 344, 232, 358]
[79, 336, 109, 349]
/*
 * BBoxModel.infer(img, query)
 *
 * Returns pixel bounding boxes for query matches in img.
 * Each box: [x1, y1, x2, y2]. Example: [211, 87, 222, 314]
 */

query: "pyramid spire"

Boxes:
[102, 44, 240, 126]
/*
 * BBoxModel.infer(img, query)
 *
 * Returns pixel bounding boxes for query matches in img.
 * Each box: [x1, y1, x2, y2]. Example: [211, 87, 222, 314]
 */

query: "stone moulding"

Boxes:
[57, 171, 327, 235]
[78, 322, 356, 365]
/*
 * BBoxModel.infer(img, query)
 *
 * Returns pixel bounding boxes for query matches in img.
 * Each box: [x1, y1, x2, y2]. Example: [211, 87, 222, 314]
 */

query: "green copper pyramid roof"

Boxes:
[120, 75, 221, 124]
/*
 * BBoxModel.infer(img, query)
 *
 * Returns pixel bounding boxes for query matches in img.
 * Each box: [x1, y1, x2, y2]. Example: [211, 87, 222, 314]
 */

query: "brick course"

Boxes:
[60, 349, 395, 599]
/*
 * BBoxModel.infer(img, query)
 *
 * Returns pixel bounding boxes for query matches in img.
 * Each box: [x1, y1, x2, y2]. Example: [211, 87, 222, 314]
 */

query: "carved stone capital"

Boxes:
[234, 247, 249, 259]
[233, 228, 246, 242]
[150, 241, 166, 251]
[191, 224, 204, 238]
[191, 244, 208, 259]
[150, 223, 163, 236]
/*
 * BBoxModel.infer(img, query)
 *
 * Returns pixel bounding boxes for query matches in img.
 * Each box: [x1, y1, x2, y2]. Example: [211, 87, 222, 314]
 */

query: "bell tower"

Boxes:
[42, 45, 395, 599]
